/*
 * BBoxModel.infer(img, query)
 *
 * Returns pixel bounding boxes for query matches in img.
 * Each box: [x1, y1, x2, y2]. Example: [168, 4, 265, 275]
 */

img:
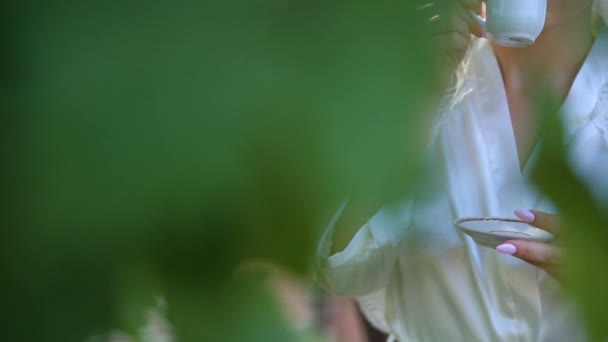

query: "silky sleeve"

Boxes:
[316, 197, 413, 297]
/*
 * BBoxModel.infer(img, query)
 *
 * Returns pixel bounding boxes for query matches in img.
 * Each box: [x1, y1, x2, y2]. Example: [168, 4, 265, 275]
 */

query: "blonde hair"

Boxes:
[595, 0, 608, 24]
[593, 0, 607, 35]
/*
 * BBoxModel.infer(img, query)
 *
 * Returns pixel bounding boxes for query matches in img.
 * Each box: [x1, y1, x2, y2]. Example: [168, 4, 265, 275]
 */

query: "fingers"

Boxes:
[514, 209, 561, 233]
[425, 0, 482, 10]
[434, 31, 470, 53]
[432, 8, 477, 37]
[416, 3, 435, 11]
[496, 240, 562, 277]
[458, 0, 482, 10]
[512, 241, 562, 267]
[416, 0, 483, 86]
[459, 0, 484, 38]
[420, 6, 473, 58]
[501, 209, 563, 278]
[419, 2, 478, 33]
[457, 0, 484, 36]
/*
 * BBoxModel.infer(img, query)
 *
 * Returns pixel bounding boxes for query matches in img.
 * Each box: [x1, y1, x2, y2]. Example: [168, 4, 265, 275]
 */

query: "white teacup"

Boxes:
[469, 0, 547, 47]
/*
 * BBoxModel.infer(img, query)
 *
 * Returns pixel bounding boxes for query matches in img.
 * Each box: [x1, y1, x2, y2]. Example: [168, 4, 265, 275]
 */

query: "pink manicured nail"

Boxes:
[514, 209, 535, 223]
[496, 243, 517, 255]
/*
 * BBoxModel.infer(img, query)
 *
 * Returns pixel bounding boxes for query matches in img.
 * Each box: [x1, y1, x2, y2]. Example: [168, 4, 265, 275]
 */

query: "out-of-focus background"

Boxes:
[1, 1, 607, 341]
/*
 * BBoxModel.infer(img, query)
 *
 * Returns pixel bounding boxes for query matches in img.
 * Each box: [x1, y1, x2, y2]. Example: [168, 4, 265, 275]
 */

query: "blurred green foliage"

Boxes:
[531, 92, 608, 341]
[1, 1, 437, 341]
[1, 1, 606, 341]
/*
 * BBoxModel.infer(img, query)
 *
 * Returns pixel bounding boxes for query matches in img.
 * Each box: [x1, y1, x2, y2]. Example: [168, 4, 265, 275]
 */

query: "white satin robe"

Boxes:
[317, 26, 608, 342]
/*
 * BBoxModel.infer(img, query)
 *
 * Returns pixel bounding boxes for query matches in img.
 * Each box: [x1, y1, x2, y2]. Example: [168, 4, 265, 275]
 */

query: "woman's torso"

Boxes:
[359, 29, 608, 341]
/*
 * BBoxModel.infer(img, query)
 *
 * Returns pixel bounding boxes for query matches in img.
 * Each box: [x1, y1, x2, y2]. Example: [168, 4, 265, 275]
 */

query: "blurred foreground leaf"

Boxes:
[532, 91, 608, 340]
[1, 1, 438, 340]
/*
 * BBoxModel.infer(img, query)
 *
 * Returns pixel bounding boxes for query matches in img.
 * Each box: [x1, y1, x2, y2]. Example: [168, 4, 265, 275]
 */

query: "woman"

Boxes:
[317, 0, 608, 340]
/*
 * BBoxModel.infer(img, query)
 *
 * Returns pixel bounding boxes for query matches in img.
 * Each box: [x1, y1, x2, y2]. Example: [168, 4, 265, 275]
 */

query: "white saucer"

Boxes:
[454, 217, 554, 249]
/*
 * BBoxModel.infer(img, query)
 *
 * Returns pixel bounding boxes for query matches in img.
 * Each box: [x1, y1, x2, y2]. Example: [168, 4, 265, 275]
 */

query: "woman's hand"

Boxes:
[496, 210, 562, 278]
[417, 0, 483, 84]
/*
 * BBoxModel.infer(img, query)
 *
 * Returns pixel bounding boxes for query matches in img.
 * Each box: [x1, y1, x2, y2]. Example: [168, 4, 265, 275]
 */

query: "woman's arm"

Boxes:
[330, 0, 482, 255]
[331, 196, 384, 254]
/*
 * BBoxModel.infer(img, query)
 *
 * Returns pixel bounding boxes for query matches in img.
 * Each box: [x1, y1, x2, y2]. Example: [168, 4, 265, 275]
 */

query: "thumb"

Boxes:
[497, 240, 562, 277]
